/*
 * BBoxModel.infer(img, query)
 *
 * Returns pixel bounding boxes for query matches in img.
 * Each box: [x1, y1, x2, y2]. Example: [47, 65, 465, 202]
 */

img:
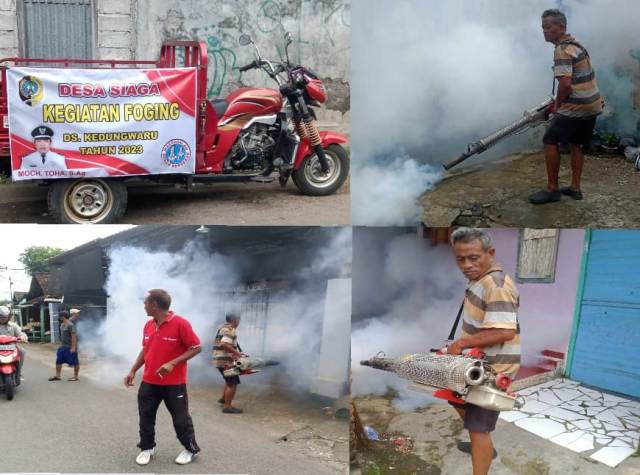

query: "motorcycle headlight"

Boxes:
[0, 355, 13, 364]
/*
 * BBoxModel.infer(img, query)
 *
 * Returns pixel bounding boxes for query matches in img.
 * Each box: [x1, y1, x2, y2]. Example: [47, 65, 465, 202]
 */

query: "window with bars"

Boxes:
[516, 228, 560, 283]
[19, 0, 93, 59]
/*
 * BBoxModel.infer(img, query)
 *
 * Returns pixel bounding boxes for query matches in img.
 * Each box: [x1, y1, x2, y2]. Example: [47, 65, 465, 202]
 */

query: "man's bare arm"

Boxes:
[219, 342, 242, 358]
[156, 346, 202, 376]
[170, 346, 202, 366]
[124, 348, 145, 387]
[448, 328, 516, 355]
[130, 348, 145, 373]
[555, 76, 572, 109]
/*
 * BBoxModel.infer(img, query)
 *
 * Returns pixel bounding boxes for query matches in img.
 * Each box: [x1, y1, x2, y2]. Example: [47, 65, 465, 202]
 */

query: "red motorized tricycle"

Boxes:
[0, 31, 349, 223]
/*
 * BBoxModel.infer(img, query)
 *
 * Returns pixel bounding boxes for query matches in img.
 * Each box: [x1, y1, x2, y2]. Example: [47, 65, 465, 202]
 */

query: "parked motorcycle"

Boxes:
[0, 335, 20, 400]
[229, 31, 350, 195]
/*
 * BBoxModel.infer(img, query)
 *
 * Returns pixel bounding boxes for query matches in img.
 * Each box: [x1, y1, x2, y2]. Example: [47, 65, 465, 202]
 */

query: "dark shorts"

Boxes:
[56, 346, 79, 366]
[449, 402, 500, 433]
[542, 115, 597, 146]
[217, 367, 240, 386]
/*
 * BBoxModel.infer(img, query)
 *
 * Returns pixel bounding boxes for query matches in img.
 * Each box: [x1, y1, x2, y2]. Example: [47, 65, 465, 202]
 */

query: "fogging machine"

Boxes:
[223, 356, 280, 378]
[361, 348, 524, 412]
[443, 97, 554, 170]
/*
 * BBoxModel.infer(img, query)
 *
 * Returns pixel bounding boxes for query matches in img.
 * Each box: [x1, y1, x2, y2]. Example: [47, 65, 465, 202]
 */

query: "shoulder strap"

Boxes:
[559, 38, 589, 57]
[447, 301, 465, 341]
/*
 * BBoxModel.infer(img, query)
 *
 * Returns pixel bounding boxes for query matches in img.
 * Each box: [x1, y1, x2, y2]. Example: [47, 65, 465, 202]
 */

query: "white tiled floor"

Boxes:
[500, 378, 640, 468]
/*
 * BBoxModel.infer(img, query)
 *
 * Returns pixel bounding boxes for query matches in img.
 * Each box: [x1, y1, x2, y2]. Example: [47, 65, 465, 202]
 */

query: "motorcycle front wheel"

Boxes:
[292, 144, 349, 196]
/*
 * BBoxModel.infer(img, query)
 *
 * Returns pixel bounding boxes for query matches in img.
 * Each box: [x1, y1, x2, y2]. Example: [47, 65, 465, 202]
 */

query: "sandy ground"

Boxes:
[422, 151, 640, 227]
[0, 177, 350, 225]
[351, 394, 640, 475]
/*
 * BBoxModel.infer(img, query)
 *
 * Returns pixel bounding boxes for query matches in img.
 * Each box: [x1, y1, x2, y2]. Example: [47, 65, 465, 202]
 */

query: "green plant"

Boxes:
[18, 246, 66, 276]
[601, 132, 620, 147]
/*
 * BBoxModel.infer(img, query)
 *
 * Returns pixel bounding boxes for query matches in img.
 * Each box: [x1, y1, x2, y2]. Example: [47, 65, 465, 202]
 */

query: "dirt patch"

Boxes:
[501, 451, 551, 475]
[422, 151, 640, 227]
[351, 394, 640, 474]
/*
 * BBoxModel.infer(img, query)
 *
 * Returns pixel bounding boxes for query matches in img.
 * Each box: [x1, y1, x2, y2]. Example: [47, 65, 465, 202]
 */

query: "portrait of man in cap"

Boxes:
[20, 125, 67, 170]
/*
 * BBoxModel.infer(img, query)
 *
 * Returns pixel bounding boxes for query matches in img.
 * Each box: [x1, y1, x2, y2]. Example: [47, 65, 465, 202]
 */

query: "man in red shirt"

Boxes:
[124, 289, 202, 466]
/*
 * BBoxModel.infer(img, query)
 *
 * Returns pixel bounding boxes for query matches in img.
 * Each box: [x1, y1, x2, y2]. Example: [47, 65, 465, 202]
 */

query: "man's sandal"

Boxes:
[48, 376, 61, 381]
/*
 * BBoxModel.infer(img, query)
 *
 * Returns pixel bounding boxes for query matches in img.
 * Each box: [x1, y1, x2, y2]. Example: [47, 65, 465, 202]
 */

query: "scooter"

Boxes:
[0, 335, 20, 400]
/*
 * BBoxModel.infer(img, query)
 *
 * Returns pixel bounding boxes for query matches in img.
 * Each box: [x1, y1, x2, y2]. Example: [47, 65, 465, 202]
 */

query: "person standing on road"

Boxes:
[213, 313, 245, 414]
[48, 310, 79, 382]
[69, 308, 81, 324]
[124, 289, 202, 466]
[0, 306, 28, 384]
[447, 228, 521, 475]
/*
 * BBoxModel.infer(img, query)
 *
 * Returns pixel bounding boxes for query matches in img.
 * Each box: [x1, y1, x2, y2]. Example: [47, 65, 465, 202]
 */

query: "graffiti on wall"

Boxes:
[156, 0, 349, 105]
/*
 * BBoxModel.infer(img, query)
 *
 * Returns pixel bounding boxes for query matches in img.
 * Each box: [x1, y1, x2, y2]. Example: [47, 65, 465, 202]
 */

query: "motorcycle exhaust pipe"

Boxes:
[464, 362, 486, 386]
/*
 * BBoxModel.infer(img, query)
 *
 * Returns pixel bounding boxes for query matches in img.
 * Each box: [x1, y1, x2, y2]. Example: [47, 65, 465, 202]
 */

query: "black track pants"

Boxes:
[137, 382, 200, 453]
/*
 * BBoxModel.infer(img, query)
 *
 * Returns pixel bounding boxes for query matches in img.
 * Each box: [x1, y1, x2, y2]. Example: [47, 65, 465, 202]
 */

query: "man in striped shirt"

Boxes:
[447, 228, 520, 475]
[529, 9, 603, 205]
[213, 313, 245, 414]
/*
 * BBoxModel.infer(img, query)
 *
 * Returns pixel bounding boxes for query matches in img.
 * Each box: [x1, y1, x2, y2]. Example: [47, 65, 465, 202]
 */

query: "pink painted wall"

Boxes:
[488, 228, 585, 365]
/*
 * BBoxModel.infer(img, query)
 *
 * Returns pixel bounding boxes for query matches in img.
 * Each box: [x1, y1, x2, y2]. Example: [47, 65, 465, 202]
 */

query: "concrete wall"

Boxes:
[2, 0, 350, 128]
[489, 228, 585, 363]
[134, 0, 351, 129]
[96, 0, 135, 60]
[0, 0, 18, 58]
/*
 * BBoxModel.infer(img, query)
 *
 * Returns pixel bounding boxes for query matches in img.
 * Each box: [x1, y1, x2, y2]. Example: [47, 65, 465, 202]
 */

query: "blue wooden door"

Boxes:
[569, 229, 640, 397]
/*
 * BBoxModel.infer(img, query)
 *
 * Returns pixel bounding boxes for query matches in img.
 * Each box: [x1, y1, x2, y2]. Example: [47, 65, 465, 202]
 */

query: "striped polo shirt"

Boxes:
[212, 323, 238, 368]
[553, 36, 602, 119]
[461, 265, 521, 378]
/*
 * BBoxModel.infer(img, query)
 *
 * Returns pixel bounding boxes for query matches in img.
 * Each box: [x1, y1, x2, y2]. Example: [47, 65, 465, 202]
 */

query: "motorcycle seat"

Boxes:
[211, 99, 229, 118]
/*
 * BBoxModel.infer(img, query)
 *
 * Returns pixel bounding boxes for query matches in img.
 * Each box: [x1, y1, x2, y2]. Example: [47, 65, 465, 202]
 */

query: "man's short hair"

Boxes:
[225, 313, 241, 323]
[542, 9, 567, 28]
[58, 310, 69, 320]
[146, 289, 172, 311]
[224, 312, 240, 323]
[450, 227, 493, 251]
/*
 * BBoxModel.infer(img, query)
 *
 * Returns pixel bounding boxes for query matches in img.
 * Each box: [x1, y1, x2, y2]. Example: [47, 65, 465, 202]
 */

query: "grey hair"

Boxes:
[450, 228, 493, 251]
[542, 9, 567, 28]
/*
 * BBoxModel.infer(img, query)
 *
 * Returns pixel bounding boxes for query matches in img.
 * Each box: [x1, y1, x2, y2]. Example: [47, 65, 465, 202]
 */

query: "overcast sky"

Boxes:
[0, 224, 134, 301]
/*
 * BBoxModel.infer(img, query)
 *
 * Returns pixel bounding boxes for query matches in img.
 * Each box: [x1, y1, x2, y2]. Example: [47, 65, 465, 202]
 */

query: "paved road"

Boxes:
[0, 180, 350, 225]
[3, 355, 340, 474]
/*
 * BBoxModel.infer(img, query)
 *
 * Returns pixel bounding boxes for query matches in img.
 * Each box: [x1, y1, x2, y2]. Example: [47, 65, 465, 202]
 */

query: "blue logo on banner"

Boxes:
[162, 139, 191, 168]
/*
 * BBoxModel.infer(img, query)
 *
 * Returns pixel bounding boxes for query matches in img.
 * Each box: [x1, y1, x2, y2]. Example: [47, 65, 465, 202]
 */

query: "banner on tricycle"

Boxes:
[7, 67, 197, 181]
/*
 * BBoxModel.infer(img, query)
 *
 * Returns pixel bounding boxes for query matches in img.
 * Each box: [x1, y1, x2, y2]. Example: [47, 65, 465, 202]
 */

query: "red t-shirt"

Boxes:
[141, 311, 201, 386]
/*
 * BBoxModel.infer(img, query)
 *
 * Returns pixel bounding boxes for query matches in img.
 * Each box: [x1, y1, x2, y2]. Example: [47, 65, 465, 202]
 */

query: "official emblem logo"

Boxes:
[18, 75, 43, 106]
[161, 139, 191, 168]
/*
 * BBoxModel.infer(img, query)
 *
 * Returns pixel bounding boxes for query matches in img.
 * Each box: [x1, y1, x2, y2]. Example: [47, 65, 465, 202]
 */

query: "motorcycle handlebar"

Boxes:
[239, 60, 259, 72]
